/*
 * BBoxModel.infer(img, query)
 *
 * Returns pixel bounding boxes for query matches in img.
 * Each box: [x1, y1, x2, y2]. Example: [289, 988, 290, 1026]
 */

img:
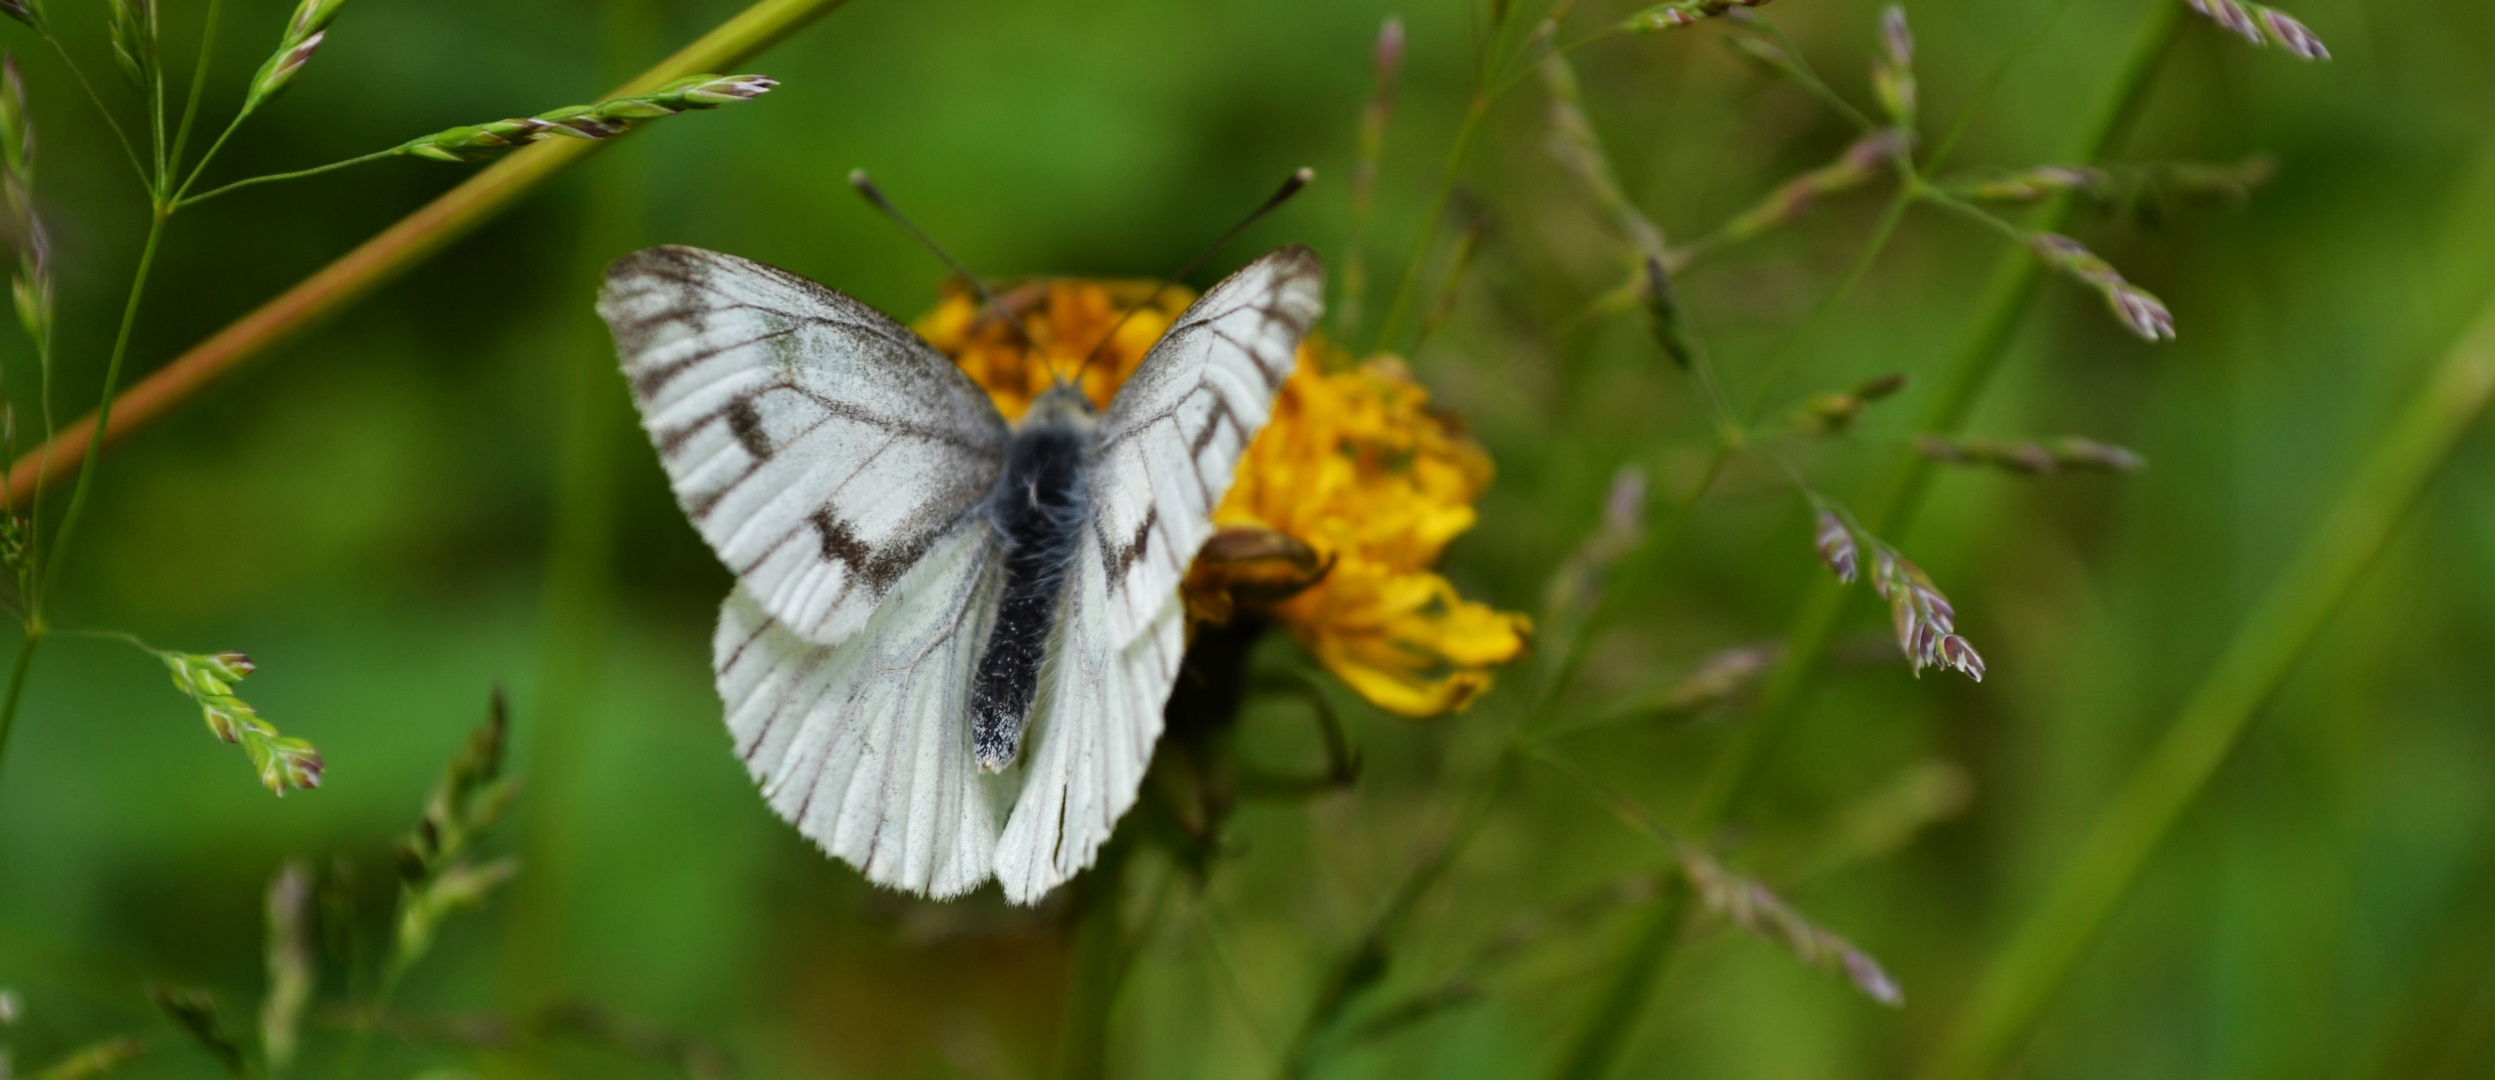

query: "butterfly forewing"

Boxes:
[1089, 246, 1324, 647]
[600, 245, 1010, 647]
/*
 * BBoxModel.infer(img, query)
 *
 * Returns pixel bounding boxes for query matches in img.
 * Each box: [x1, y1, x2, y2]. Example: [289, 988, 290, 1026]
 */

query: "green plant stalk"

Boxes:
[0, 631, 38, 782]
[1574, 188, 1915, 696]
[1550, 8, 2187, 1078]
[1921, 290, 2495, 1080]
[1367, 2, 1527, 355]
[2, 0, 856, 510]
[167, 0, 226, 181]
[1551, 882, 1688, 1080]
[1369, 91, 1490, 356]
[1539, 194, 1913, 1080]
[178, 149, 399, 207]
[1687, 0, 2183, 837]
[1052, 838, 1133, 1080]
[0, 214, 169, 782]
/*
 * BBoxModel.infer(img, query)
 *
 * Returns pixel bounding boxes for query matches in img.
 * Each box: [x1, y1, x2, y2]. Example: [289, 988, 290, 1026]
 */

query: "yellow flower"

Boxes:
[913, 278, 1176, 421]
[914, 279, 1531, 718]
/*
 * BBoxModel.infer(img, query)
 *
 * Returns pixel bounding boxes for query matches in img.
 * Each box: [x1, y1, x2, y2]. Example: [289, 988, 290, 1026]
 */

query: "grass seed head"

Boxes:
[1916, 434, 2146, 474]
[1623, 0, 1771, 32]
[2027, 232, 2175, 341]
[106, 0, 159, 94]
[2188, 0, 2264, 43]
[1, 53, 45, 348]
[2257, 7, 2329, 59]
[395, 75, 778, 162]
[146, 985, 246, 1075]
[1873, 5, 1917, 130]
[159, 649, 321, 795]
[1814, 510, 1859, 583]
[0, 0, 39, 30]
[1678, 842, 1903, 1005]
[260, 861, 315, 1070]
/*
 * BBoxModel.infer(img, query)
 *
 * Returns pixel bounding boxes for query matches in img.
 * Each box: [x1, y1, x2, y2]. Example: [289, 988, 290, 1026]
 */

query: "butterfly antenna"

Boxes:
[1067, 167, 1315, 386]
[849, 169, 1044, 353]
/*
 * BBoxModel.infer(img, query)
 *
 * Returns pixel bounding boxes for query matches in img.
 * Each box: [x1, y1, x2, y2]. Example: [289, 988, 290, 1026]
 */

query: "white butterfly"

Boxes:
[598, 245, 1324, 903]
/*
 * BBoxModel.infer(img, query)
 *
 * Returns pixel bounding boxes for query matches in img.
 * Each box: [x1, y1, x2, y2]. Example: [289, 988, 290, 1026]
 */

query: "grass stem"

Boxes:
[0, 0, 857, 511]
[1548, 7, 2188, 1076]
[1918, 291, 2495, 1080]
[177, 149, 399, 208]
[1052, 838, 1134, 1080]
[0, 626, 42, 785]
[40, 212, 167, 609]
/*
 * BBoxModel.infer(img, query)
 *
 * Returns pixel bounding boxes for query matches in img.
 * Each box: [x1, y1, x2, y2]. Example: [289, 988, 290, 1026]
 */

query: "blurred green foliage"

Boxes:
[3, 0, 2494, 1077]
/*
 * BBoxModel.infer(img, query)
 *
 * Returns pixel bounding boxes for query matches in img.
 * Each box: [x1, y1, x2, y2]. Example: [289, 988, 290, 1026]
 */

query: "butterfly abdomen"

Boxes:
[970, 400, 1095, 772]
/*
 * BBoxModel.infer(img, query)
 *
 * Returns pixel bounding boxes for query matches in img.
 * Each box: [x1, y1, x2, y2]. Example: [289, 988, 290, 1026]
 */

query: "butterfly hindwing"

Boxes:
[992, 534, 1187, 903]
[715, 527, 1007, 899]
[1089, 245, 1325, 647]
[601, 245, 1011, 647]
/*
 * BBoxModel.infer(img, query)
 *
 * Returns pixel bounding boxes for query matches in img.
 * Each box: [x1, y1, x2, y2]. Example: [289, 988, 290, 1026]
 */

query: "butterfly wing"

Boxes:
[992, 538, 1185, 903]
[600, 245, 1010, 647]
[1086, 245, 1325, 646]
[992, 246, 1325, 902]
[715, 527, 1007, 898]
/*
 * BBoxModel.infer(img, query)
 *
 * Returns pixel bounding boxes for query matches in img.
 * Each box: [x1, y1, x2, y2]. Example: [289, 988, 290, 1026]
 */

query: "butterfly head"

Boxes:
[1020, 381, 1098, 431]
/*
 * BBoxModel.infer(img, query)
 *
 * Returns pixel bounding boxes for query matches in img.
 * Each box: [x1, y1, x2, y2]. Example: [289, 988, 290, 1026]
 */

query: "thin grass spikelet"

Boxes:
[1871, 5, 1916, 133]
[2186, 0, 2329, 60]
[1543, 51, 1665, 264]
[259, 861, 315, 1072]
[1952, 158, 2274, 227]
[161, 651, 324, 795]
[1813, 508, 1858, 583]
[1677, 841, 1903, 1005]
[2255, 7, 2329, 60]
[105, 0, 159, 96]
[1621, 0, 1770, 32]
[393, 693, 519, 979]
[1644, 643, 1777, 716]
[146, 985, 247, 1075]
[1795, 372, 1908, 433]
[1542, 465, 1649, 635]
[1807, 498, 1984, 680]
[19, 1037, 147, 1079]
[1915, 433, 2145, 474]
[0, 0, 38, 33]
[1686, 130, 1906, 259]
[1, 54, 49, 352]
[243, 0, 350, 115]
[1869, 547, 1981, 680]
[394, 74, 776, 162]
[1720, 29, 1803, 84]
[2027, 232, 2175, 341]
[1338, 16, 1402, 340]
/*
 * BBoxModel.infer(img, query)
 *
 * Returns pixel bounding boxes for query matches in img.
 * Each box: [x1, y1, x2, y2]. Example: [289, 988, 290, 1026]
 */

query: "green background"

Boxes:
[3, 0, 2493, 1076]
